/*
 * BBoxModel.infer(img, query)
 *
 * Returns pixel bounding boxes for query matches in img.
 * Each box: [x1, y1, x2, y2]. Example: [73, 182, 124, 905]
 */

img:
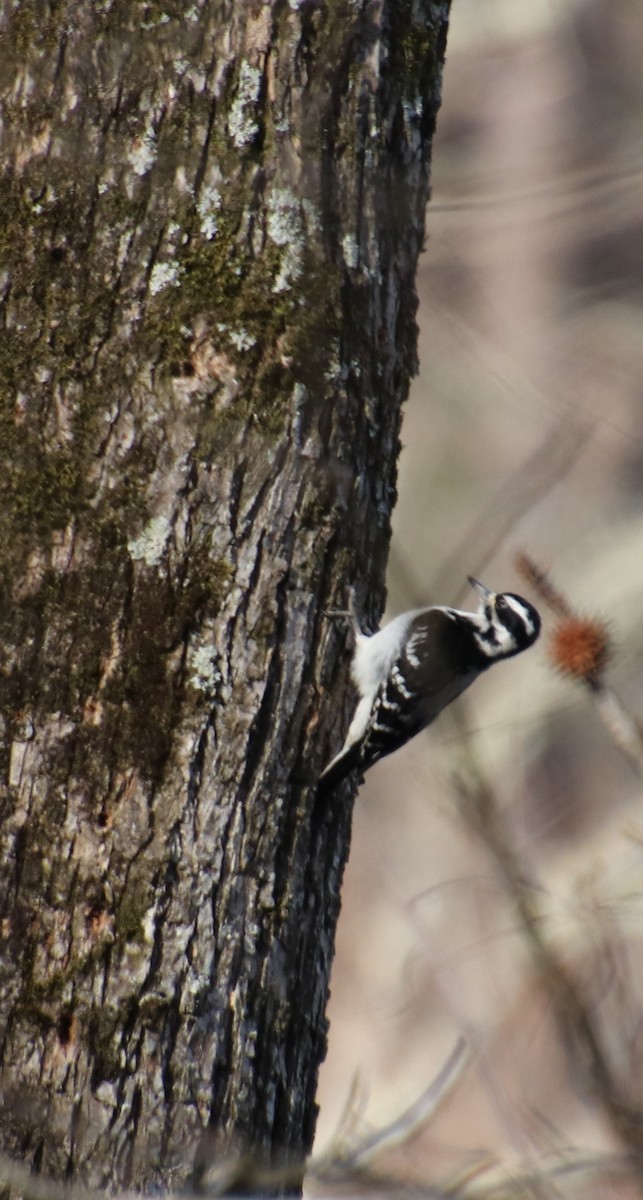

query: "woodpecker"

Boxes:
[318, 577, 540, 798]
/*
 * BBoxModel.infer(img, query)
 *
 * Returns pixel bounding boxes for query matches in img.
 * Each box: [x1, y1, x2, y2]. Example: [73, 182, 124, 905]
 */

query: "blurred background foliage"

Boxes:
[314, 1, 643, 1194]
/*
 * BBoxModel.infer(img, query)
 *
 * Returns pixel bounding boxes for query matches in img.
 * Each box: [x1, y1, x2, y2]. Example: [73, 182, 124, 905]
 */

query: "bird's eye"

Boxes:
[494, 594, 532, 640]
[495, 595, 520, 632]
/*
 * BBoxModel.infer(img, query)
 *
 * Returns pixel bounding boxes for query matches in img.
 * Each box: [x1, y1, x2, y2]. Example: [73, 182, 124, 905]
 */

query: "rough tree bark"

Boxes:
[0, 1, 450, 1191]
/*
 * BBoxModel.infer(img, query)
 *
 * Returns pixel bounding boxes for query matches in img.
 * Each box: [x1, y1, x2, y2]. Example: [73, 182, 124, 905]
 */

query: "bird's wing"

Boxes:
[317, 610, 482, 798]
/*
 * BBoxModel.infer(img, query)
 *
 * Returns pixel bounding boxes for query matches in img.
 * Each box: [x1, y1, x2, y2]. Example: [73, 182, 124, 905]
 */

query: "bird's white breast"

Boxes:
[350, 610, 419, 701]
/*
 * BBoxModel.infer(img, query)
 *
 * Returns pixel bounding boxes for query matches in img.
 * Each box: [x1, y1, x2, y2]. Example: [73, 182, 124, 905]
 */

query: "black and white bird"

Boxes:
[318, 577, 540, 798]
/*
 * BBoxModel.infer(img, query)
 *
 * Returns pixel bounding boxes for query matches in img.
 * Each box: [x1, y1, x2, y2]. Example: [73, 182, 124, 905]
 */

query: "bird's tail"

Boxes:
[316, 740, 363, 801]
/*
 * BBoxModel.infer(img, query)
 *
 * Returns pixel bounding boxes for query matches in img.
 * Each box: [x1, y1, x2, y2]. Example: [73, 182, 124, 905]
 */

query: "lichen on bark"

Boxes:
[0, 0, 450, 1190]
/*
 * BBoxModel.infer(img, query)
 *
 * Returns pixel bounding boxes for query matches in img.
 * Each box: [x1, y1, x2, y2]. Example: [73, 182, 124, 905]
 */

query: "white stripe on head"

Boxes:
[503, 593, 538, 639]
[473, 621, 516, 658]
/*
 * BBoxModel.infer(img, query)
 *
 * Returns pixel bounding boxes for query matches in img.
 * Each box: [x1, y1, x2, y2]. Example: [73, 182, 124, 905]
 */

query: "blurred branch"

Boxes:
[0, 1047, 635, 1200]
[1, 1134, 634, 1200]
[443, 420, 591, 608]
[0, 1153, 144, 1200]
[592, 687, 643, 774]
[431, 155, 643, 215]
[318, 1037, 471, 1174]
[389, 419, 591, 612]
[453, 756, 643, 1170]
[466, 1149, 640, 1200]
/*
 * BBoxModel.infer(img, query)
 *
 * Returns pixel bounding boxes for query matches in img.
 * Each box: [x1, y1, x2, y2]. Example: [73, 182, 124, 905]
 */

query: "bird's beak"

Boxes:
[467, 576, 492, 603]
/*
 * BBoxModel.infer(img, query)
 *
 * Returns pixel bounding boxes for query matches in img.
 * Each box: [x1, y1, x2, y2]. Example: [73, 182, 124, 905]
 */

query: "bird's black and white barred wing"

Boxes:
[316, 654, 428, 801]
[317, 608, 479, 798]
[317, 580, 541, 799]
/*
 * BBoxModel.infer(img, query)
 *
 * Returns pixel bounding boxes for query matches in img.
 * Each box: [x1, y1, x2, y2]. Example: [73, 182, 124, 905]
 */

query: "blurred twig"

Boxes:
[318, 1037, 471, 1174]
[388, 419, 591, 613]
[453, 755, 643, 1174]
[430, 155, 643, 215]
[0, 1067, 638, 1200]
[464, 1148, 641, 1200]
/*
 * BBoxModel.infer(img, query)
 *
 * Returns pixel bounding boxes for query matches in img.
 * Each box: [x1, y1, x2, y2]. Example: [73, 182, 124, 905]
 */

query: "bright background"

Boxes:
[314, 1, 643, 1193]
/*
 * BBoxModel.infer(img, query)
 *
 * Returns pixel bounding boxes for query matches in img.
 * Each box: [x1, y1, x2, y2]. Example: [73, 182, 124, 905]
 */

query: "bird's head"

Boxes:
[467, 575, 541, 660]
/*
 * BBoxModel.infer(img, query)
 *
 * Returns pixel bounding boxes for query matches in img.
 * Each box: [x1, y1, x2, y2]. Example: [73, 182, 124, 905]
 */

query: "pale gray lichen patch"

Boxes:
[267, 188, 304, 293]
[128, 516, 171, 566]
[267, 188, 300, 246]
[197, 184, 222, 239]
[140, 11, 170, 29]
[149, 261, 181, 295]
[217, 324, 257, 353]
[292, 382, 308, 407]
[301, 198, 320, 234]
[188, 644, 222, 695]
[228, 62, 263, 148]
[341, 233, 359, 269]
[141, 903, 157, 944]
[127, 129, 157, 176]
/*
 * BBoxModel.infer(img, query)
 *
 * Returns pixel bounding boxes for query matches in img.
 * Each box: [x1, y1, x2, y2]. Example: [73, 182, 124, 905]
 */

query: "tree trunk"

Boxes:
[0, 1, 450, 1190]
